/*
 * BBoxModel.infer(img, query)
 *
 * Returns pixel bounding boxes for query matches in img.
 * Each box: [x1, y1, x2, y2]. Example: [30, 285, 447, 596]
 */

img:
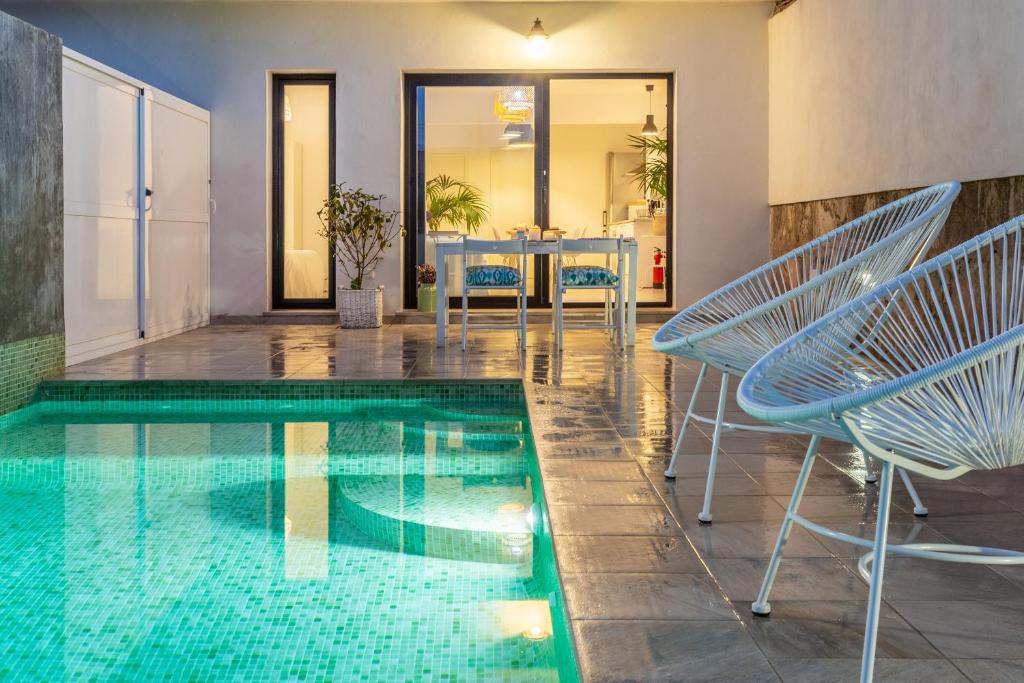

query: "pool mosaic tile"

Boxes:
[0, 393, 577, 681]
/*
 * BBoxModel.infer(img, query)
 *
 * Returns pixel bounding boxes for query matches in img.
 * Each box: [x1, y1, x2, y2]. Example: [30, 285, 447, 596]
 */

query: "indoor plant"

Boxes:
[627, 133, 668, 212]
[317, 183, 403, 328]
[415, 264, 436, 313]
[425, 174, 489, 233]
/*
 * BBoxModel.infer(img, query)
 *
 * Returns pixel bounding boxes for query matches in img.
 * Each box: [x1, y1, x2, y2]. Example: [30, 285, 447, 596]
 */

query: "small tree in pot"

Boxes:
[317, 183, 404, 328]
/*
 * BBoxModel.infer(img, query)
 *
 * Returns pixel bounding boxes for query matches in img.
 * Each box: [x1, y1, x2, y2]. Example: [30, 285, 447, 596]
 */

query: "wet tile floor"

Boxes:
[61, 323, 1024, 682]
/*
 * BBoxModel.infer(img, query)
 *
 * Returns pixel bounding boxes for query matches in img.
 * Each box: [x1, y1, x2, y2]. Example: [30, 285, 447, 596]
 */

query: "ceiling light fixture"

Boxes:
[527, 18, 548, 45]
[499, 85, 534, 113]
[499, 123, 524, 140]
[641, 84, 659, 137]
[525, 18, 549, 58]
[497, 123, 528, 141]
[506, 124, 535, 149]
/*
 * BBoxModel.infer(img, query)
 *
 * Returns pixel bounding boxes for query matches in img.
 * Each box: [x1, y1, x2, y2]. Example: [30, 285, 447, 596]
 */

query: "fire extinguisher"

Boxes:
[653, 248, 665, 289]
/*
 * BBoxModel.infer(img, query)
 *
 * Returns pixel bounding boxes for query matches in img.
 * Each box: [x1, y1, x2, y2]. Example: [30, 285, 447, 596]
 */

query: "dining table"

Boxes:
[432, 236, 639, 347]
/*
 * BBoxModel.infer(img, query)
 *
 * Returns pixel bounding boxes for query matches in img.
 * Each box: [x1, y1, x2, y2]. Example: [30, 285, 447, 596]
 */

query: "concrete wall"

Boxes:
[767, 0, 1024, 258]
[1, 1, 772, 315]
[0, 11, 64, 413]
[769, 0, 1024, 205]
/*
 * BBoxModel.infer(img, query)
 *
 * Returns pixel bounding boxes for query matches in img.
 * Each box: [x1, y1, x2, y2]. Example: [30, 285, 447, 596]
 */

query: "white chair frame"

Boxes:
[737, 214, 1024, 683]
[553, 237, 626, 350]
[460, 237, 529, 351]
[652, 182, 960, 523]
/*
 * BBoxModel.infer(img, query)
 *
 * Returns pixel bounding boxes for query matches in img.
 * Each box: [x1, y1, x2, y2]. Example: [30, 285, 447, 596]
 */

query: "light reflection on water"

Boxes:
[0, 403, 576, 681]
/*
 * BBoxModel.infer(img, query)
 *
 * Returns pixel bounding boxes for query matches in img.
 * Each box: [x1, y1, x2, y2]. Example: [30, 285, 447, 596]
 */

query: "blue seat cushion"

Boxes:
[561, 265, 619, 287]
[465, 264, 521, 287]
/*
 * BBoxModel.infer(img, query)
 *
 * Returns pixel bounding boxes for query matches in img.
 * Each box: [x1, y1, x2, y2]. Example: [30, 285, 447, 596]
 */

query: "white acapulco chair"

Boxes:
[652, 182, 960, 523]
[553, 236, 627, 350]
[461, 237, 529, 352]
[737, 214, 1024, 682]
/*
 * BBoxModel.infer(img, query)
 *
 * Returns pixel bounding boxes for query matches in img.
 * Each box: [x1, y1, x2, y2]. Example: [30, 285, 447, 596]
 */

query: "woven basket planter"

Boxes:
[338, 287, 383, 328]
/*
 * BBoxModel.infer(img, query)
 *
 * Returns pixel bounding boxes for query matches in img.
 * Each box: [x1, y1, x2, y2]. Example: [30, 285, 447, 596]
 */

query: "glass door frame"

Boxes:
[402, 71, 674, 311]
[271, 73, 337, 310]
[402, 73, 549, 311]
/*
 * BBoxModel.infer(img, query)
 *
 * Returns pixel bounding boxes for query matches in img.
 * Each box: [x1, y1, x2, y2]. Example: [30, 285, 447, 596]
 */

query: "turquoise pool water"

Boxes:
[0, 394, 577, 681]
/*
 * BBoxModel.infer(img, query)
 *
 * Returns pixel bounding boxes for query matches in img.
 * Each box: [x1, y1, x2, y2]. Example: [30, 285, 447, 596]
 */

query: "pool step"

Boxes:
[336, 474, 535, 566]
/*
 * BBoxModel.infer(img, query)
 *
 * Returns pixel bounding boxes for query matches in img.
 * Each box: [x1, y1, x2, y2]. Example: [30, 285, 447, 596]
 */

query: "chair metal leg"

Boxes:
[698, 371, 731, 524]
[617, 283, 626, 351]
[861, 460, 895, 683]
[864, 454, 878, 484]
[520, 288, 527, 351]
[665, 363, 709, 479]
[555, 286, 563, 350]
[897, 467, 928, 516]
[752, 435, 822, 616]
[461, 288, 468, 352]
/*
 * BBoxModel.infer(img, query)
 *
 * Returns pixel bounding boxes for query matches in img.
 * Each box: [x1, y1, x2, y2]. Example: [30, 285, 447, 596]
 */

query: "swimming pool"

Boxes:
[0, 382, 577, 681]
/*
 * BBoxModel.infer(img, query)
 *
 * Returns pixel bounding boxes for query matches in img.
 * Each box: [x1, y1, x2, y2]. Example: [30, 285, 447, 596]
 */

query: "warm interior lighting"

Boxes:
[499, 123, 525, 140]
[499, 85, 534, 112]
[641, 84, 659, 137]
[527, 17, 548, 44]
[525, 18, 549, 58]
[506, 124, 535, 148]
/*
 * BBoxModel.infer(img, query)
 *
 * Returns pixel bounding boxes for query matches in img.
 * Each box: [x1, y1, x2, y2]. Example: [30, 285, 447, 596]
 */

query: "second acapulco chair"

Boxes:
[737, 214, 1024, 683]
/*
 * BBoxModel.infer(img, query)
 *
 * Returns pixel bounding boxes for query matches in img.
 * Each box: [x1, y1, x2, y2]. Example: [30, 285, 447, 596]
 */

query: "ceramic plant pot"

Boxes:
[417, 284, 436, 313]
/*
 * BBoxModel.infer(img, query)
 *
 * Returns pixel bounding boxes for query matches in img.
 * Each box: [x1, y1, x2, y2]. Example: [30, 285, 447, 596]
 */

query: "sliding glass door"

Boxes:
[404, 75, 546, 309]
[403, 73, 672, 310]
[548, 77, 671, 305]
[272, 74, 336, 309]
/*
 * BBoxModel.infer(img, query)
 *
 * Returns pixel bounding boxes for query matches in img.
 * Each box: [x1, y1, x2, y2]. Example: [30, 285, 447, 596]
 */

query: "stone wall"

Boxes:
[770, 175, 1024, 259]
[0, 11, 64, 413]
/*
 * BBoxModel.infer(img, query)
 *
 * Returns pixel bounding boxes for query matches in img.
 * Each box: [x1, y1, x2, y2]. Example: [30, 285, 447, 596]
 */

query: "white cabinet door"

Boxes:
[62, 59, 141, 363]
[143, 90, 210, 338]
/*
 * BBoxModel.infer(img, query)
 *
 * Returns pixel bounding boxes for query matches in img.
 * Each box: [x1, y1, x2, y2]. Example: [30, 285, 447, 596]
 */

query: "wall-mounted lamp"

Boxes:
[641, 84, 659, 137]
[527, 18, 548, 44]
[525, 18, 549, 58]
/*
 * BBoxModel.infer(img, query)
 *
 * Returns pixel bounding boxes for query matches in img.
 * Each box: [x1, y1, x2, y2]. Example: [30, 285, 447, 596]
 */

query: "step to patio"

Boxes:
[391, 308, 676, 324]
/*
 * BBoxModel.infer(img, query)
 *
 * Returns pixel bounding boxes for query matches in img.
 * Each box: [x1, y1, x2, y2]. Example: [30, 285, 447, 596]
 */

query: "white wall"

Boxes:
[769, 0, 1024, 206]
[5, 1, 771, 314]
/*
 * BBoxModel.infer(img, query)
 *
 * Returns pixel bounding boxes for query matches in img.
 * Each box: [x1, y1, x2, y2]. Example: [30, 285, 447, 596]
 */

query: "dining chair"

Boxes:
[461, 237, 529, 351]
[652, 182, 960, 522]
[737, 214, 1024, 682]
[553, 236, 626, 350]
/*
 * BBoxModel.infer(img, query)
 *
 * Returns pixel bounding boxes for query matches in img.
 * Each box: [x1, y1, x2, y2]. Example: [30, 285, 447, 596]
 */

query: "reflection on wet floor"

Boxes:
[61, 323, 1024, 682]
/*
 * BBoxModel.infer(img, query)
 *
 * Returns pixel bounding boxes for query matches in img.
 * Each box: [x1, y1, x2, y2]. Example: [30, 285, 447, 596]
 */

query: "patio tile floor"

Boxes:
[57, 323, 1024, 682]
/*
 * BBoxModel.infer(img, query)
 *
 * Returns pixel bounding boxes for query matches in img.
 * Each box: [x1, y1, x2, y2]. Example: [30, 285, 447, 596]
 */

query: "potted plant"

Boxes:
[317, 183, 404, 328]
[425, 174, 489, 234]
[627, 133, 668, 215]
[415, 264, 437, 313]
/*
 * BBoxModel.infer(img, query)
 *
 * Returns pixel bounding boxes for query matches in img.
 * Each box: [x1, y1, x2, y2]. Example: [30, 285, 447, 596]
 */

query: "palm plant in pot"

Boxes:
[425, 175, 489, 234]
[627, 133, 668, 214]
[317, 183, 404, 328]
